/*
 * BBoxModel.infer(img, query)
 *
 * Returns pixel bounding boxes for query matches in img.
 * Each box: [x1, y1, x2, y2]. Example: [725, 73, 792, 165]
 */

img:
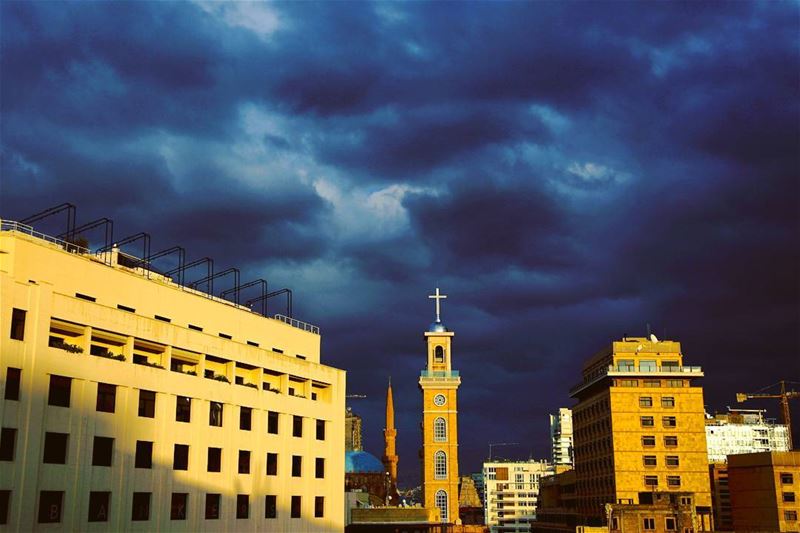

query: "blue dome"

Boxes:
[428, 320, 448, 332]
[345, 451, 385, 474]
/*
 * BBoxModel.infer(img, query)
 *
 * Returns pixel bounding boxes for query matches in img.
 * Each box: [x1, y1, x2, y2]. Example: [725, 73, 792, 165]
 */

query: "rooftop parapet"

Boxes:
[570, 363, 703, 397]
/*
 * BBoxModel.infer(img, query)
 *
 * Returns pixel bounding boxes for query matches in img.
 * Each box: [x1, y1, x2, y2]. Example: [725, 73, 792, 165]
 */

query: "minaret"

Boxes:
[382, 378, 400, 505]
[419, 288, 461, 524]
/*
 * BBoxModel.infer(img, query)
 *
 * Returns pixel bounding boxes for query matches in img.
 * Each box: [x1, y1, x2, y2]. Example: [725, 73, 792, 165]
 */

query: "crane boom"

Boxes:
[737, 380, 799, 450]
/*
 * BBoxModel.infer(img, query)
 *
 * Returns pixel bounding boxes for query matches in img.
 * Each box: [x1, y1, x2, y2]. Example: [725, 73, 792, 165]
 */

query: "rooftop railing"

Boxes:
[1, 220, 90, 255]
[273, 314, 320, 335]
[570, 364, 703, 395]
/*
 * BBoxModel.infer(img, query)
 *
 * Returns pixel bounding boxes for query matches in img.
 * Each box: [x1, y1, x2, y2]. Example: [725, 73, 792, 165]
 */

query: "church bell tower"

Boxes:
[419, 288, 460, 524]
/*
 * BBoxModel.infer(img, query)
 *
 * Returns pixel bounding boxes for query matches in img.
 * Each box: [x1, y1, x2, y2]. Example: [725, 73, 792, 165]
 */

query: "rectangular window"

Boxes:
[176, 396, 191, 422]
[316, 457, 325, 479]
[188, 324, 203, 331]
[4, 368, 21, 400]
[619, 379, 638, 387]
[138, 390, 156, 418]
[205, 494, 220, 519]
[643, 455, 657, 467]
[173, 444, 189, 470]
[240, 407, 252, 431]
[170, 493, 188, 520]
[236, 495, 249, 519]
[265, 495, 277, 518]
[666, 455, 680, 468]
[643, 517, 655, 531]
[644, 476, 658, 487]
[643, 379, 661, 387]
[117, 304, 136, 313]
[92, 436, 113, 467]
[293, 415, 303, 437]
[238, 450, 251, 474]
[292, 455, 302, 477]
[0, 428, 16, 461]
[611, 517, 619, 530]
[0, 490, 9, 525]
[10, 308, 26, 340]
[96, 383, 116, 413]
[208, 447, 222, 472]
[784, 492, 796, 503]
[209, 401, 223, 427]
[640, 360, 657, 371]
[315, 496, 324, 518]
[662, 396, 675, 408]
[43, 432, 68, 464]
[663, 416, 677, 427]
[316, 419, 326, 440]
[38, 491, 63, 523]
[618, 359, 635, 370]
[785, 510, 798, 521]
[781, 473, 794, 484]
[639, 396, 653, 408]
[88, 491, 110, 522]
[667, 476, 681, 487]
[268, 411, 279, 434]
[666, 379, 684, 387]
[48, 375, 71, 407]
[267, 452, 278, 475]
[291, 496, 301, 518]
[131, 492, 151, 521]
[135, 441, 153, 469]
[664, 435, 678, 447]
[640, 416, 654, 427]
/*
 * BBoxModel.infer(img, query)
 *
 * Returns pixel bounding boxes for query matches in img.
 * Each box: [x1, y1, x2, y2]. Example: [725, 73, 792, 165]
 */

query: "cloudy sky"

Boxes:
[2, 2, 798, 486]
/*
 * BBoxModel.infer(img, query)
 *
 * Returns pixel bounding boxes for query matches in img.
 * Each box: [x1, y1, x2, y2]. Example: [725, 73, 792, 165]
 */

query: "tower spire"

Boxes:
[428, 287, 447, 323]
[383, 378, 400, 505]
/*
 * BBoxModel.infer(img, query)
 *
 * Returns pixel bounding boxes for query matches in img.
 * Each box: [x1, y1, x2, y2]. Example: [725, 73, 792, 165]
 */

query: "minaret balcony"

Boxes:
[420, 370, 460, 382]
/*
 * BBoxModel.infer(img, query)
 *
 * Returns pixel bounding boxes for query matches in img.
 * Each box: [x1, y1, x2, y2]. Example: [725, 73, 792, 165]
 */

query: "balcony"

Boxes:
[570, 364, 703, 396]
[419, 370, 461, 385]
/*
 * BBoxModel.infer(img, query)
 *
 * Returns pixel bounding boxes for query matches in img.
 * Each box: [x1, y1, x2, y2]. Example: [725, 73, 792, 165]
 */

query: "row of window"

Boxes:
[641, 416, 678, 428]
[643, 475, 682, 488]
[5, 370, 326, 439]
[642, 455, 680, 467]
[639, 396, 675, 408]
[0, 490, 323, 525]
[10, 306, 297, 359]
[616, 379, 686, 388]
[612, 516, 684, 532]
[643, 435, 679, 447]
[0, 429, 324, 477]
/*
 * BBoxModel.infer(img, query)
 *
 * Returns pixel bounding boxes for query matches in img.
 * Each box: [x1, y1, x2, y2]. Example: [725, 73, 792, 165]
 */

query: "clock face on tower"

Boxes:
[433, 394, 446, 406]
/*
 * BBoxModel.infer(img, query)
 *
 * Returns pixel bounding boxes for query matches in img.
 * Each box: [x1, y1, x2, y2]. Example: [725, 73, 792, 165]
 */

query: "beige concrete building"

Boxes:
[0, 220, 345, 531]
[569, 336, 713, 530]
[482, 459, 551, 532]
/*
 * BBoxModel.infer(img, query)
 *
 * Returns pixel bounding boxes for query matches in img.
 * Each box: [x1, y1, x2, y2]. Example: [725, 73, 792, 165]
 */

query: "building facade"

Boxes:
[346, 407, 363, 452]
[728, 451, 800, 532]
[705, 408, 790, 463]
[550, 408, 574, 467]
[569, 336, 713, 530]
[483, 460, 551, 533]
[419, 289, 461, 524]
[0, 221, 345, 531]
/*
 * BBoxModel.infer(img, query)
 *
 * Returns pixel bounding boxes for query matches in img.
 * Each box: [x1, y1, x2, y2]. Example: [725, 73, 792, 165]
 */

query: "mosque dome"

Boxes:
[428, 320, 448, 333]
[345, 450, 385, 474]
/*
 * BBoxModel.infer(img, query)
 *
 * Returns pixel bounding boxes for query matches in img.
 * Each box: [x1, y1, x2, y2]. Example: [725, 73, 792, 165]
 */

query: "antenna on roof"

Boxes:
[646, 323, 651, 337]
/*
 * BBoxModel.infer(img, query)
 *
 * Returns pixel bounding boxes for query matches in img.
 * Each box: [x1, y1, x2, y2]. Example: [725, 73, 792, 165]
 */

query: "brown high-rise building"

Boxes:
[569, 336, 713, 529]
[382, 379, 400, 505]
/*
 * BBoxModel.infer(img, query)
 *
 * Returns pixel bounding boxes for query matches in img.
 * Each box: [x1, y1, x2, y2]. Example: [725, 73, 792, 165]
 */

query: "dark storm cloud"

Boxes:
[1, 1, 798, 485]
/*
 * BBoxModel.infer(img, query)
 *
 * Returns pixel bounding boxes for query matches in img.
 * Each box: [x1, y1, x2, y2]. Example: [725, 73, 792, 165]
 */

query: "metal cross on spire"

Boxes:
[428, 287, 447, 322]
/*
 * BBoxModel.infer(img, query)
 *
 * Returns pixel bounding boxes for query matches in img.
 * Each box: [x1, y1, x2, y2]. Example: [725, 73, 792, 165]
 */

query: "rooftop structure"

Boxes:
[0, 217, 344, 530]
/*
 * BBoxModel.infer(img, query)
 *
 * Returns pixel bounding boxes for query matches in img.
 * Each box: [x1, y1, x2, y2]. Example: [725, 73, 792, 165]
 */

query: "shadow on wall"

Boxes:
[0, 371, 331, 532]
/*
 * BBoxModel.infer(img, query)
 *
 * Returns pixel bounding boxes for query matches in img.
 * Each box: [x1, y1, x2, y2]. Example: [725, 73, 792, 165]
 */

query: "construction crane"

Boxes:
[737, 380, 800, 450]
[488, 442, 519, 460]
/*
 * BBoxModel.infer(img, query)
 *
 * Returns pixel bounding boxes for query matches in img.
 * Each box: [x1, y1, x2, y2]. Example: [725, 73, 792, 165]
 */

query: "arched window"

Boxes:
[435, 489, 448, 522]
[434, 417, 447, 442]
[434, 450, 447, 479]
[434, 345, 444, 363]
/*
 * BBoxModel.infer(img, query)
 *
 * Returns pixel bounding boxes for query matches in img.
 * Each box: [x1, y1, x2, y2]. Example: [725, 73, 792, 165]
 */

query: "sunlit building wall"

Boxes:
[0, 221, 345, 531]
[483, 459, 551, 533]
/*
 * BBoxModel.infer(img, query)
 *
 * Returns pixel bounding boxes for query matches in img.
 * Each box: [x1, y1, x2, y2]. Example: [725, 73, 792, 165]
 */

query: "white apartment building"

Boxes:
[549, 408, 573, 467]
[482, 460, 552, 533]
[705, 408, 790, 463]
[0, 219, 345, 531]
